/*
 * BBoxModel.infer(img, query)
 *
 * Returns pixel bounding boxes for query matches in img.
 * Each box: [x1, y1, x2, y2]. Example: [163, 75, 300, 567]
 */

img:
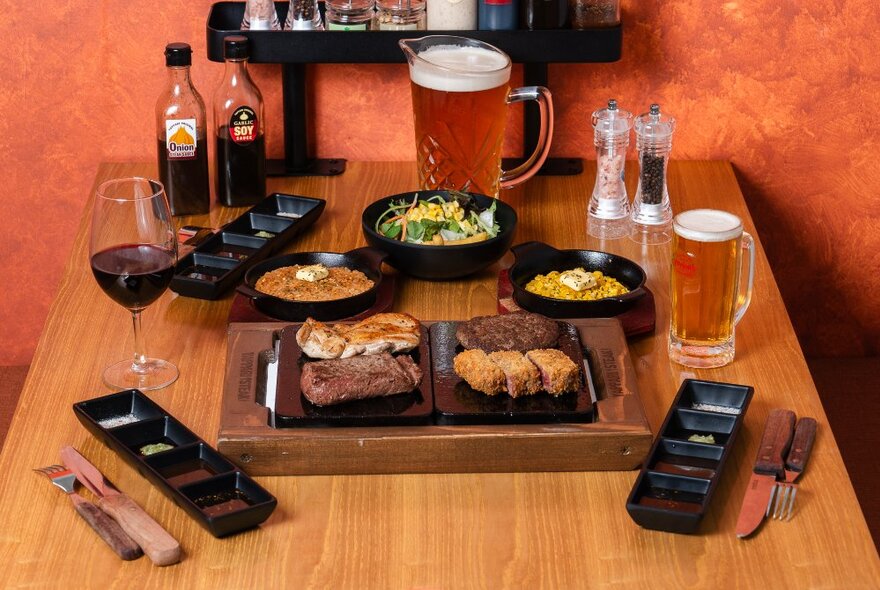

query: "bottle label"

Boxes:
[230, 106, 259, 145]
[327, 22, 369, 31]
[165, 119, 198, 160]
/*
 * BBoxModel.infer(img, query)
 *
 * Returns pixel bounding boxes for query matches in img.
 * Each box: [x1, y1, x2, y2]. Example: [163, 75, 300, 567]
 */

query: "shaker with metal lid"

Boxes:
[631, 103, 675, 244]
[587, 99, 633, 239]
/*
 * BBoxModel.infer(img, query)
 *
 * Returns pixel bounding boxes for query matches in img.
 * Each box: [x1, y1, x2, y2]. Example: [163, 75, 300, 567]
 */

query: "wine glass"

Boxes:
[90, 177, 179, 391]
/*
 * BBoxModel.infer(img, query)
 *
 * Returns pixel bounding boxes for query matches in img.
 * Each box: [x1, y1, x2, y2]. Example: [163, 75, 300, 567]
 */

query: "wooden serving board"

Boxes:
[217, 318, 652, 475]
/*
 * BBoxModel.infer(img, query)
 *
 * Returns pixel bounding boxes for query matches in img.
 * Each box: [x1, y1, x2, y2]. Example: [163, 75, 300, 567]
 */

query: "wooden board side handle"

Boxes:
[754, 408, 796, 475]
[70, 494, 143, 561]
[99, 494, 181, 566]
[787, 417, 818, 473]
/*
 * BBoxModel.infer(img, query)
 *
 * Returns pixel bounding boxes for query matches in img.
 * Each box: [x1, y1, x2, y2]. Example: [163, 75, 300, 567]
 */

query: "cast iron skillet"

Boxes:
[238, 247, 387, 322]
[508, 241, 647, 318]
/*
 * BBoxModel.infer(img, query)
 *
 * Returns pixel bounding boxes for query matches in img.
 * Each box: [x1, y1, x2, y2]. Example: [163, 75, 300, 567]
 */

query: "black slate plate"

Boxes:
[429, 321, 595, 425]
[273, 323, 434, 427]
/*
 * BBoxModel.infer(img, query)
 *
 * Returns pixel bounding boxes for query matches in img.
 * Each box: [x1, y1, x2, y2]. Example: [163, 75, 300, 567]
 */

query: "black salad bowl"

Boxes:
[361, 191, 517, 280]
[508, 241, 647, 318]
[238, 247, 387, 322]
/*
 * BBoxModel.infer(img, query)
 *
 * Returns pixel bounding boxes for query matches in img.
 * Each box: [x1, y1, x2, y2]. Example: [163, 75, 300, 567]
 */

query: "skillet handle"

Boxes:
[236, 283, 264, 299]
[510, 241, 557, 262]
[348, 246, 388, 270]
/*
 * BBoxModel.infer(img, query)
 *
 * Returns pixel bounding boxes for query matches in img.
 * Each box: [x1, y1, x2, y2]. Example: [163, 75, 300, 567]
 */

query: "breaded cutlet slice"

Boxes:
[487, 351, 542, 398]
[525, 349, 580, 396]
[453, 349, 506, 395]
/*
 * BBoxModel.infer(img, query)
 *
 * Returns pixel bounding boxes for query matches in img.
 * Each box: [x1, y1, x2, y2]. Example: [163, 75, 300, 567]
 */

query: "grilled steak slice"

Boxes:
[487, 351, 542, 398]
[456, 312, 560, 352]
[525, 349, 580, 396]
[453, 349, 506, 395]
[300, 353, 422, 406]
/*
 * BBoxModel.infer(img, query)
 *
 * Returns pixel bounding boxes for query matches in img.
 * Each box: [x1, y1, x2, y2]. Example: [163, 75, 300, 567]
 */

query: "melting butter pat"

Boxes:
[559, 269, 597, 292]
[295, 264, 329, 282]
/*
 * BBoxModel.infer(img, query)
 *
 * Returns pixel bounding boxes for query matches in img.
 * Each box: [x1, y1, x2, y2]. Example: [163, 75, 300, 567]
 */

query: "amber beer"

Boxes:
[408, 45, 511, 197]
[669, 209, 755, 368]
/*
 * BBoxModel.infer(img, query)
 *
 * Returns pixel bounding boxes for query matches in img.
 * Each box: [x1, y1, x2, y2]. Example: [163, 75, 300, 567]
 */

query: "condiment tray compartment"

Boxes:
[74, 389, 277, 537]
[626, 379, 753, 534]
[171, 192, 325, 300]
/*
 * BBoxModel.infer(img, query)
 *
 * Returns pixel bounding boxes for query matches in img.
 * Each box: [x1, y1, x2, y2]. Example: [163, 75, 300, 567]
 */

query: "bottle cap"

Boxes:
[164, 43, 192, 67]
[224, 35, 250, 60]
[592, 98, 633, 136]
[635, 104, 676, 139]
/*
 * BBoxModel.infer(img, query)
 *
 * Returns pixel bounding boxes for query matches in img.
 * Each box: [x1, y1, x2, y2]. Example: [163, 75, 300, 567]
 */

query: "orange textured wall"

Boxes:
[2, 1, 878, 365]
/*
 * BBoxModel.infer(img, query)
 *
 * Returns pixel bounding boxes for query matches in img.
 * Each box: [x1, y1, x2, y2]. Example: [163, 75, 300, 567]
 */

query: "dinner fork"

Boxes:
[765, 417, 817, 521]
[34, 464, 142, 560]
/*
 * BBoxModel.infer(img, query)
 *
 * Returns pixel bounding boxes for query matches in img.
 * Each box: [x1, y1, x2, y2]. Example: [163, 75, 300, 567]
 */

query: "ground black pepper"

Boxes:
[639, 153, 666, 205]
[569, 0, 619, 28]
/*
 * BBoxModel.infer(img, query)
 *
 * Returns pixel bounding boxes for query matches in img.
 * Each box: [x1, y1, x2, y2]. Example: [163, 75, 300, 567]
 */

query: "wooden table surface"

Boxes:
[1, 161, 877, 588]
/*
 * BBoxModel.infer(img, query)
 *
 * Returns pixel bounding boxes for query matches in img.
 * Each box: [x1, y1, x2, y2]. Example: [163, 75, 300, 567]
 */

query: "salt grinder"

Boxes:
[631, 103, 675, 244]
[587, 99, 633, 240]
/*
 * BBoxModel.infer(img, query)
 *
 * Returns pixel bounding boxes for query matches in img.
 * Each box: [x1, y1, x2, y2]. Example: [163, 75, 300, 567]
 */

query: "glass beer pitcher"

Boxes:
[399, 35, 554, 198]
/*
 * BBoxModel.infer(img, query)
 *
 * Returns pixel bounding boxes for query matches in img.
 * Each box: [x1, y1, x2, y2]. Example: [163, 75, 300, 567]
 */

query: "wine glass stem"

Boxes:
[130, 309, 148, 373]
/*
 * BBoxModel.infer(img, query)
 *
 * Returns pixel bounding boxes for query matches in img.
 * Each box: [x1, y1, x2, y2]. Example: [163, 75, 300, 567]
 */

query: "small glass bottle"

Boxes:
[326, 0, 375, 30]
[587, 99, 632, 239]
[376, 0, 426, 30]
[213, 36, 267, 208]
[241, 0, 282, 30]
[521, 0, 567, 29]
[285, 0, 324, 29]
[427, 0, 478, 29]
[631, 104, 675, 244]
[569, 0, 619, 29]
[156, 43, 210, 216]
[479, 0, 518, 30]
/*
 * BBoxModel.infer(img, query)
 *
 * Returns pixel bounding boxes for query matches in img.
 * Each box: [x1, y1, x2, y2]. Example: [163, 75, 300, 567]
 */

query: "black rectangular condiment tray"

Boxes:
[171, 192, 325, 300]
[73, 389, 277, 537]
[626, 379, 754, 534]
[273, 324, 435, 427]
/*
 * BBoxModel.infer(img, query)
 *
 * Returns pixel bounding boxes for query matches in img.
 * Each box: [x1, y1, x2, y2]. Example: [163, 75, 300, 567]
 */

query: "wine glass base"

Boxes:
[102, 358, 179, 392]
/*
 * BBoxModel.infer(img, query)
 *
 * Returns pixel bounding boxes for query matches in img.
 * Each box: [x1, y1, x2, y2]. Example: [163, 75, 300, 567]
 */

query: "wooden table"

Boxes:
[1, 162, 877, 587]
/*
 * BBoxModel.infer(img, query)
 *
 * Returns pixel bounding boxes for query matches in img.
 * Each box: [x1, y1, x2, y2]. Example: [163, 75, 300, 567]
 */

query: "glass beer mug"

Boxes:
[668, 209, 756, 368]
[399, 35, 554, 198]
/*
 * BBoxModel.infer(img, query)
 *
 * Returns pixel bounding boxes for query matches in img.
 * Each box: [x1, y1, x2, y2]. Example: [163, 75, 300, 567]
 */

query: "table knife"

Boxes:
[735, 408, 796, 538]
[60, 446, 181, 566]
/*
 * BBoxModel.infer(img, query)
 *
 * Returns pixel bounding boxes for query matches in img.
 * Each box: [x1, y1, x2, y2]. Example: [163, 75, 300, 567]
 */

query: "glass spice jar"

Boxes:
[427, 0, 478, 30]
[376, 0, 426, 30]
[284, 0, 324, 29]
[587, 99, 633, 240]
[326, 0, 376, 30]
[630, 103, 676, 244]
[241, 0, 281, 29]
[569, 0, 619, 29]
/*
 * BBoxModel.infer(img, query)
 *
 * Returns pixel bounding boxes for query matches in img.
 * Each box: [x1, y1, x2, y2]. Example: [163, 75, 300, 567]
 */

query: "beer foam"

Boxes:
[410, 45, 510, 92]
[674, 209, 743, 242]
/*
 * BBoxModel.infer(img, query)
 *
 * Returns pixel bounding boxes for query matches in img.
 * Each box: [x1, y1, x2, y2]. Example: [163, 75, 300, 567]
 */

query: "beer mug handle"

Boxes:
[500, 86, 554, 190]
[733, 231, 756, 325]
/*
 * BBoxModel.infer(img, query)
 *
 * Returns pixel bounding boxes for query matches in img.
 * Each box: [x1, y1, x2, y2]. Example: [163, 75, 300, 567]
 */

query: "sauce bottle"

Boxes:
[156, 43, 210, 216]
[213, 36, 267, 207]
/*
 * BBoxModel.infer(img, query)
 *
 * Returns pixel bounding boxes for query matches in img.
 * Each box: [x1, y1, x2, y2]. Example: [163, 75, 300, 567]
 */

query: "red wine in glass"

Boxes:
[90, 178, 179, 391]
[91, 244, 175, 310]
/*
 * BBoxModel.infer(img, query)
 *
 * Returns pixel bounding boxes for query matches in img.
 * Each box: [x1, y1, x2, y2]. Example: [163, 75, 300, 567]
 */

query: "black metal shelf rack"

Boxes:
[206, 2, 622, 176]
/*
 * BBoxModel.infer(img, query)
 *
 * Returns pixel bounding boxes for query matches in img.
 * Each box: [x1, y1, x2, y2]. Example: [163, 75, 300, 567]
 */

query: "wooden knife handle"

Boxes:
[99, 493, 181, 566]
[754, 408, 796, 476]
[70, 493, 143, 561]
[786, 417, 818, 473]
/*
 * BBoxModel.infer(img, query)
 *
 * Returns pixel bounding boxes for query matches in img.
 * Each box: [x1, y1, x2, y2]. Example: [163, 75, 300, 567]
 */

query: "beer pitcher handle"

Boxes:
[500, 86, 554, 190]
[733, 231, 756, 325]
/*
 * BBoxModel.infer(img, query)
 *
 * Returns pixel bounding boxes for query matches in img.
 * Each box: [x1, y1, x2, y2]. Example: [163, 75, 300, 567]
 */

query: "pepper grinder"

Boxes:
[631, 104, 675, 244]
[587, 99, 633, 240]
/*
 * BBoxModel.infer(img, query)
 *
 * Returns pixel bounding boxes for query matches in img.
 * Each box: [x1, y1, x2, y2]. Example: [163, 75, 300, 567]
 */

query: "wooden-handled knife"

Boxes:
[735, 408, 796, 538]
[60, 446, 181, 566]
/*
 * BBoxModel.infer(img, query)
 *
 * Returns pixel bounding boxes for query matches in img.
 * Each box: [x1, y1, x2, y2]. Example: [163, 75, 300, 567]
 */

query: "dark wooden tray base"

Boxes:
[218, 318, 652, 475]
